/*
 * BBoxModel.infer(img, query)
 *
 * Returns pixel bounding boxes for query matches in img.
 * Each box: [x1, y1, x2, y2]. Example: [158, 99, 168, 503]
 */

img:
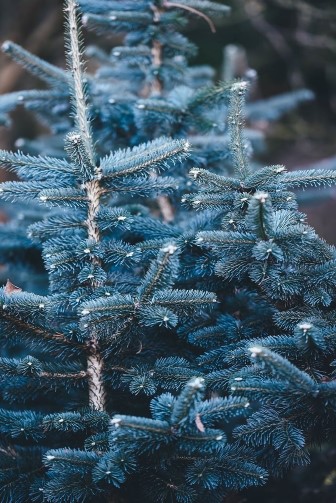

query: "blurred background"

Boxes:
[0, 0, 335, 242]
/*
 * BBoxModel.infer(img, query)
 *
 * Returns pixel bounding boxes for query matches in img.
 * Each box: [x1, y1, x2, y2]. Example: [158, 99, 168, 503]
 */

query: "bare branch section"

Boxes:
[150, 5, 175, 222]
[157, 195, 175, 222]
[40, 371, 88, 379]
[2, 312, 83, 349]
[84, 177, 107, 412]
[66, 0, 106, 411]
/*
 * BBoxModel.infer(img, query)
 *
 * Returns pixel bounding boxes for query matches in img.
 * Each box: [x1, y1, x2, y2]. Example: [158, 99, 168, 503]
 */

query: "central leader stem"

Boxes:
[86, 178, 107, 411]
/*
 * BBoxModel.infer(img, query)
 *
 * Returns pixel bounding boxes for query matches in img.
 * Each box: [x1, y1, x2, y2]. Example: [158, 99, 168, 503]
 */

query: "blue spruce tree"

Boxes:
[0, 1, 335, 502]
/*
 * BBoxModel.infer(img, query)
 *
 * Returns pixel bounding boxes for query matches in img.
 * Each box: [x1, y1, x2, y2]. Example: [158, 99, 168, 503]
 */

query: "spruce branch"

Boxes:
[65, 0, 95, 166]
[228, 81, 250, 179]
[2, 41, 68, 86]
[65, 0, 106, 411]
[248, 346, 317, 392]
[1, 311, 83, 350]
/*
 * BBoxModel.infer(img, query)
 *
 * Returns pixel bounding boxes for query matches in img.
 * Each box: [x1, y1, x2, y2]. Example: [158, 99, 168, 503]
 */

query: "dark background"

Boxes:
[0, 0, 335, 240]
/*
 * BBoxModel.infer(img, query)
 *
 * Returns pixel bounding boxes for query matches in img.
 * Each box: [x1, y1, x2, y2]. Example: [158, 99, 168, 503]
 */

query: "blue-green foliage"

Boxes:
[0, 1, 335, 502]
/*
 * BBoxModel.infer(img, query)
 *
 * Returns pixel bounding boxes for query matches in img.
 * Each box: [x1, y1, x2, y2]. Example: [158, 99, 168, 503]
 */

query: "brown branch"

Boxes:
[241, 0, 304, 87]
[164, 1, 216, 33]
[1, 312, 83, 349]
[0, 445, 17, 460]
[40, 370, 88, 379]
[157, 195, 175, 222]
[294, 31, 336, 53]
[84, 176, 107, 413]
[148, 6, 176, 221]
[151, 39, 163, 94]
